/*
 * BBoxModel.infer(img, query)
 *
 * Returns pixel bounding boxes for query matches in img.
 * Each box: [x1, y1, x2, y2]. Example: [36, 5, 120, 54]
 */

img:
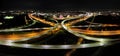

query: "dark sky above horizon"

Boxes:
[0, 0, 120, 10]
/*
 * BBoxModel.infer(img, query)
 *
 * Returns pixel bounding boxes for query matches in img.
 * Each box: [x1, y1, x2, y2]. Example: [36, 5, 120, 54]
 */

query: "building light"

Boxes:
[4, 16, 14, 19]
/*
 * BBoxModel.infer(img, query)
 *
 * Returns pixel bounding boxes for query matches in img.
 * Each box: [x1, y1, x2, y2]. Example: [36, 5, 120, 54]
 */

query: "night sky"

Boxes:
[0, 0, 120, 10]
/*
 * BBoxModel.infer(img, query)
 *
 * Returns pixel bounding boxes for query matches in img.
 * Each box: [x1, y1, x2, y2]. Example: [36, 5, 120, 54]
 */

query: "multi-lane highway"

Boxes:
[0, 13, 58, 45]
[0, 11, 120, 49]
[28, 13, 56, 26]
[0, 11, 120, 56]
[62, 12, 120, 44]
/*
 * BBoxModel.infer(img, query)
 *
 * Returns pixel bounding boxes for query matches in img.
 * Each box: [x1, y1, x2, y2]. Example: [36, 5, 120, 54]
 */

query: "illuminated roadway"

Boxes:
[0, 29, 50, 41]
[0, 13, 58, 42]
[0, 12, 119, 50]
[0, 13, 59, 45]
[62, 13, 119, 42]
[71, 23, 120, 36]
[28, 13, 56, 26]
[0, 12, 119, 56]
